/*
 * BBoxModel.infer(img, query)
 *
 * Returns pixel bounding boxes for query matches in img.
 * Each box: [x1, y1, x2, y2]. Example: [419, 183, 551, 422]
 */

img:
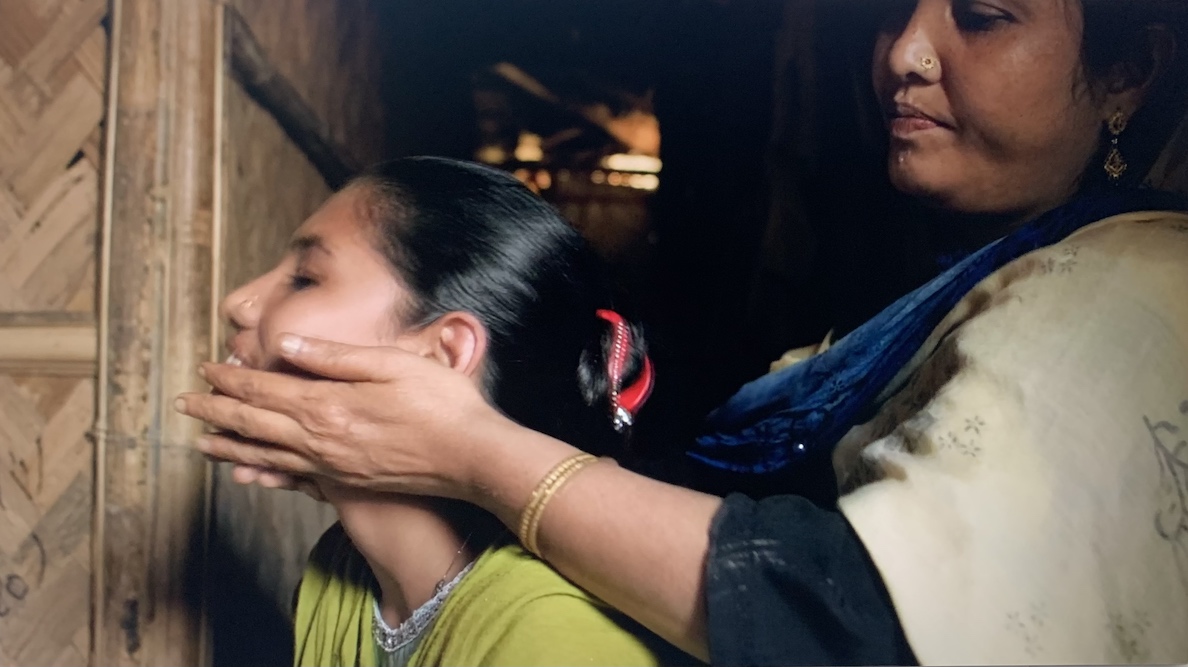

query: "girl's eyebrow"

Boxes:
[289, 234, 333, 258]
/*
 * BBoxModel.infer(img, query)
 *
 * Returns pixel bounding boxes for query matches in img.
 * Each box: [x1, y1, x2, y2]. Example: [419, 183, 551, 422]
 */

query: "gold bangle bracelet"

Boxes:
[524, 455, 597, 557]
[516, 454, 589, 547]
[517, 453, 598, 557]
[518, 453, 595, 554]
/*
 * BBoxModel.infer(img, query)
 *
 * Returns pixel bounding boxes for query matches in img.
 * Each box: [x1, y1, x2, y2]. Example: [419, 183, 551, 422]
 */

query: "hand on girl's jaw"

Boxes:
[174, 334, 504, 501]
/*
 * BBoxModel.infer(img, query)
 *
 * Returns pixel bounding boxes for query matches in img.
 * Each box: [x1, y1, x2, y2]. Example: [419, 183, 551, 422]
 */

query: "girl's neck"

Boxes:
[331, 492, 479, 626]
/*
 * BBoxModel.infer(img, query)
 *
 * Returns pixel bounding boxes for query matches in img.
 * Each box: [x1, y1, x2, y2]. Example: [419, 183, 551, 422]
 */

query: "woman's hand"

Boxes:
[178, 333, 717, 661]
[175, 334, 504, 502]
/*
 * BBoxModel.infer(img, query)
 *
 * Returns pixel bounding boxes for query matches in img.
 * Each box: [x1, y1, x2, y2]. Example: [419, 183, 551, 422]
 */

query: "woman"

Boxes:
[179, 0, 1188, 664]
[214, 157, 681, 666]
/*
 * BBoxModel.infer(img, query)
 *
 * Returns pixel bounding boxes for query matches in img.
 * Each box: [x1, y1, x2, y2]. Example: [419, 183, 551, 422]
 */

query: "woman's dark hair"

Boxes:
[350, 157, 647, 460]
[1079, 0, 1188, 188]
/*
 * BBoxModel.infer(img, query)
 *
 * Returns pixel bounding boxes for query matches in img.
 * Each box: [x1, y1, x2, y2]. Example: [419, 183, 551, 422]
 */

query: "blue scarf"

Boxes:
[689, 189, 1187, 478]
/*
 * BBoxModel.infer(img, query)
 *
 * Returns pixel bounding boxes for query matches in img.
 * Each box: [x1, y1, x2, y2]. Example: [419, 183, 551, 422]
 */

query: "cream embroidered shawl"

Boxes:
[828, 211, 1188, 664]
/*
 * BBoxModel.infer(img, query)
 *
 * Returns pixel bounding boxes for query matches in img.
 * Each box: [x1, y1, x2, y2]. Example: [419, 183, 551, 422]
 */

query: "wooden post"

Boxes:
[95, 0, 219, 663]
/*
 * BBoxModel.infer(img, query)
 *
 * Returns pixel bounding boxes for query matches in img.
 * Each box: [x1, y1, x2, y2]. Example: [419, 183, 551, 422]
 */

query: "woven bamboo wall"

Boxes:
[0, 0, 107, 665]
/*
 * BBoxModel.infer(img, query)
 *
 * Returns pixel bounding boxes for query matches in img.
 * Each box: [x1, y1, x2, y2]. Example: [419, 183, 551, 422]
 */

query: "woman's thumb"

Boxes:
[275, 334, 414, 382]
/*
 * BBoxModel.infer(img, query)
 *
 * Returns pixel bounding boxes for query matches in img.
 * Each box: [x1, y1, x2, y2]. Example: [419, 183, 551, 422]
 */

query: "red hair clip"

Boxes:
[595, 309, 655, 432]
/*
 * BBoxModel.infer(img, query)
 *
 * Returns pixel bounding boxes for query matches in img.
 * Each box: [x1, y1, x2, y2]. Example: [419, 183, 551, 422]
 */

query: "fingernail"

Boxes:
[280, 334, 302, 357]
[197, 364, 207, 379]
[174, 397, 187, 413]
[195, 437, 211, 453]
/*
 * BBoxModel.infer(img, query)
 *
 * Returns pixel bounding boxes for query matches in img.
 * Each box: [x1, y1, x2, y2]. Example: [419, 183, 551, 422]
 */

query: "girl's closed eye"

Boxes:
[289, 272, 317, 291]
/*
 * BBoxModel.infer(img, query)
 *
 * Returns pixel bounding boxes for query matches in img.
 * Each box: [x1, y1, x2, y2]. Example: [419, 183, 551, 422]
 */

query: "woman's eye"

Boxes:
[954, 2, 1013, 32]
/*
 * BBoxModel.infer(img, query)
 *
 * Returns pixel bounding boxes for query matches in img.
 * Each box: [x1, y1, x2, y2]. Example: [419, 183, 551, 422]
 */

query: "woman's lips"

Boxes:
[886, 102, 952, 138]
[889, 115, 942, 137]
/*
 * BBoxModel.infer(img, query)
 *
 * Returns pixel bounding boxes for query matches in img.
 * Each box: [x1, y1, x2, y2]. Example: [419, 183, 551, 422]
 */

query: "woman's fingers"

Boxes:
[181, 338, 503, 496]
[230, 465, 299, 489]
[196, 432, 318, 475]
[255, 471, 292, 489]
[230, 464, 264, 485]
[176, 390, 308, 452]
[199, 363, 323, 417]
[228, 464, 326, 501]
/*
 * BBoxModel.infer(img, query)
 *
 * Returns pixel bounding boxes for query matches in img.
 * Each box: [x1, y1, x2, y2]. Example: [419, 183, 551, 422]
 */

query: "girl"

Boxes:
[218, 157, 679, 666]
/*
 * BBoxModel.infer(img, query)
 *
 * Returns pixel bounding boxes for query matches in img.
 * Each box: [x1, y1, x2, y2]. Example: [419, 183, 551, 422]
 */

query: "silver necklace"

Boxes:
[372, 537, 474, 654]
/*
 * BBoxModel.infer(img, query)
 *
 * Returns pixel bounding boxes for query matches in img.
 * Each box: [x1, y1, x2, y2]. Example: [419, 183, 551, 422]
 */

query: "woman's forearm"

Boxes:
[537, 459, 719, 663]
[467, 419, 720, 662]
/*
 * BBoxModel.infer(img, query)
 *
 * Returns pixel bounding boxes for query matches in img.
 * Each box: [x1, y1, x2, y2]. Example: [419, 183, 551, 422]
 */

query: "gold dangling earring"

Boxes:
[1103, 109, 1129, 183]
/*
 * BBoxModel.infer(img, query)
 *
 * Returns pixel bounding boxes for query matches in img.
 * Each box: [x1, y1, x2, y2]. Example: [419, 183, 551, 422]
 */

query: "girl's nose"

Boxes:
[221, 284, 262, 331]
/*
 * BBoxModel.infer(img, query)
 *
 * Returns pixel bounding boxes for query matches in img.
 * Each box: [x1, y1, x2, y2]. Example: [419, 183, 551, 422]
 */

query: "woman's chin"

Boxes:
[888, 173, 1036, 225]
[887, 157, 1008, 215]
[888, 164, 949, 203]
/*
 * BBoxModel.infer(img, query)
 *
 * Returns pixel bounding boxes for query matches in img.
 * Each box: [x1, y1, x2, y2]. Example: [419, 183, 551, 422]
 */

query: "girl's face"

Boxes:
[221, 187, 413, 372]
[872, 0, 1119, 220]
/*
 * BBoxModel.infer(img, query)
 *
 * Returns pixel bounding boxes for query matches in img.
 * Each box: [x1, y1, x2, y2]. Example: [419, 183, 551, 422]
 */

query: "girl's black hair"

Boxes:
[352, 157, 647, 459]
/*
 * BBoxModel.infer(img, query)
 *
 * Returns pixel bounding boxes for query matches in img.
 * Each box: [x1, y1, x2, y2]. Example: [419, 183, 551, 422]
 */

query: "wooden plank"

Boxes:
[0, 324, 95, 376]
[0, 311, 92, 326]
[94, 0, 218, 663]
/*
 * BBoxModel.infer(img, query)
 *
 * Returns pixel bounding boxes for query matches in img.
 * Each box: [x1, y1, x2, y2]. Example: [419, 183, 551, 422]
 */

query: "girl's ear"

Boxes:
[418, 311, 488, 378]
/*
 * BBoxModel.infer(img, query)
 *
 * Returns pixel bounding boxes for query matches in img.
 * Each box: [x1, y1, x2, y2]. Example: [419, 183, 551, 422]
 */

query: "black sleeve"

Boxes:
[704, 493, 917, 666]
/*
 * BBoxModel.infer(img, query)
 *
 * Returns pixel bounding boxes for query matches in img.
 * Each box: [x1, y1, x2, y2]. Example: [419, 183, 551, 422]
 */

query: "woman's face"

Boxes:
[872, 0, 1113, 220]
[221, 187, 412, 372]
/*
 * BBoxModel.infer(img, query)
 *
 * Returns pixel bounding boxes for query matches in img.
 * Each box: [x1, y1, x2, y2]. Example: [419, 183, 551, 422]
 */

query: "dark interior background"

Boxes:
[368, 0, 900, 458]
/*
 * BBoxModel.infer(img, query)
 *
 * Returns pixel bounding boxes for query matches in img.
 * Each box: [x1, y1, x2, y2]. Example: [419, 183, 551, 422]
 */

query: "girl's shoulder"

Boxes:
[452, 540, 593, 603]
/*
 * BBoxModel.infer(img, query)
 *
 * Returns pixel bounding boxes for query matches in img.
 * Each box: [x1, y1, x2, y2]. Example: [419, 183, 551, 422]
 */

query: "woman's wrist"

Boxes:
[458, 414, 585, 532]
